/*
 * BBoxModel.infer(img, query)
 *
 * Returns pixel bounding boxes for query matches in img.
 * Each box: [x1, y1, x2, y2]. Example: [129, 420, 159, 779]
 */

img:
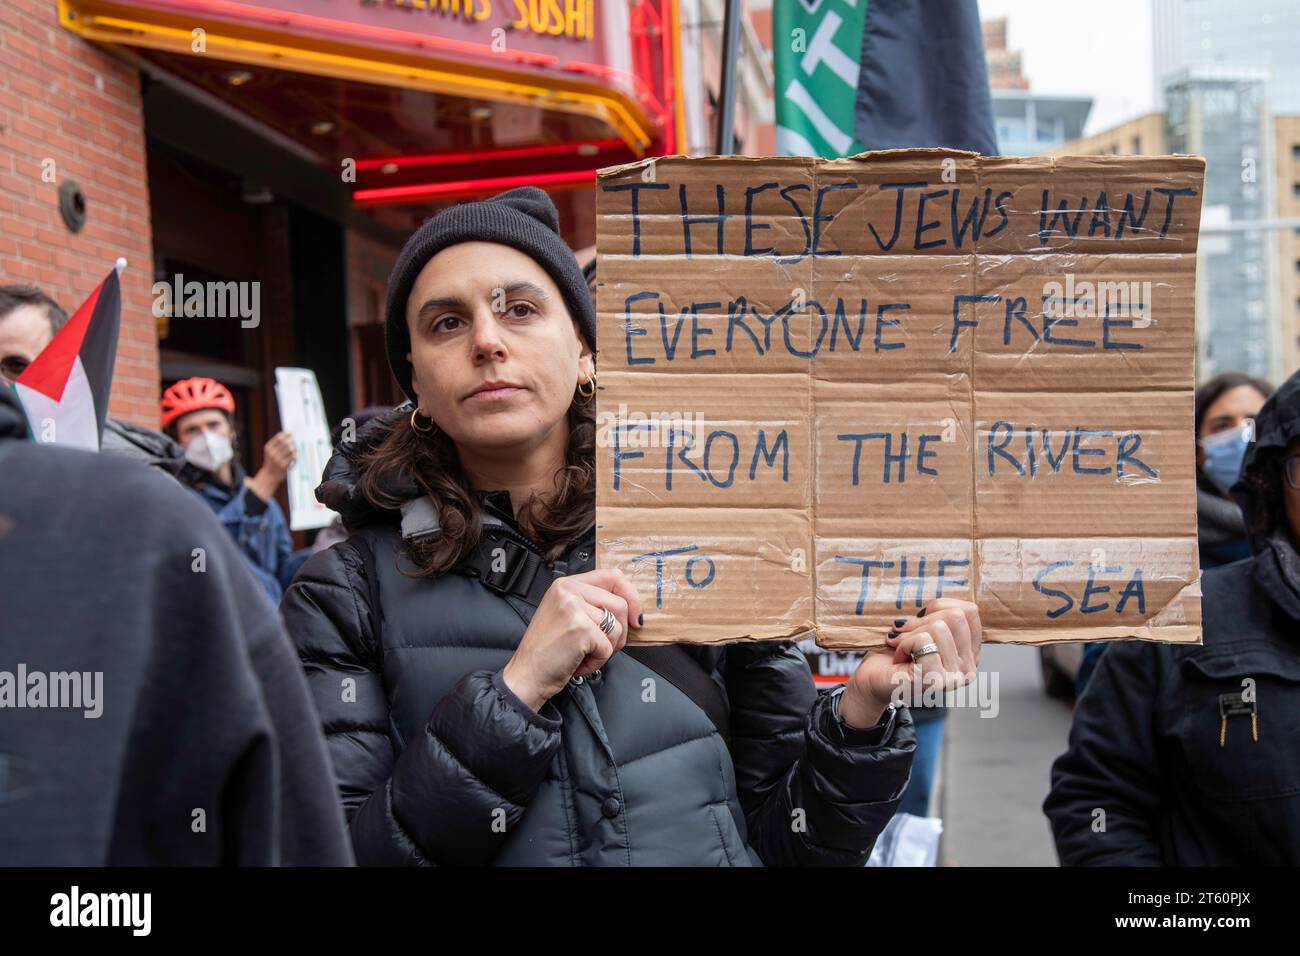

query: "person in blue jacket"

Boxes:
[160, 376, 297, 602]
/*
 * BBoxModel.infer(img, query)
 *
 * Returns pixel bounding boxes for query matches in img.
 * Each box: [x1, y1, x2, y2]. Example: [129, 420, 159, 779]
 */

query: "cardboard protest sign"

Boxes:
[594, 150, 1205, 647]
[274, 367, 337, 532]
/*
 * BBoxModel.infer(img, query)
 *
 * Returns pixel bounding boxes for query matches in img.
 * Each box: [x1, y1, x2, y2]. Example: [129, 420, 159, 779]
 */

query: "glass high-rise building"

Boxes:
[1164, 68, 1278, 379]
[1057, 2, 1300, 383]
[1154, 0, 1300, 114]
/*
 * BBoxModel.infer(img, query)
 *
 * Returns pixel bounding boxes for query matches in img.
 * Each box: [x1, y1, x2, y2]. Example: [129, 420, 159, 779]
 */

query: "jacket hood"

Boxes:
[1232, 370, 1300, 621]
[101, 417, 189, 476]
[315, 401, 416, 531]
[1233, 369, 1300, 554]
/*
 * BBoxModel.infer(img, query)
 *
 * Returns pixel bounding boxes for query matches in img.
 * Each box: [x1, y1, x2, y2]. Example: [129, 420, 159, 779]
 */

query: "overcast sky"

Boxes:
[978, 0, 1157, 135]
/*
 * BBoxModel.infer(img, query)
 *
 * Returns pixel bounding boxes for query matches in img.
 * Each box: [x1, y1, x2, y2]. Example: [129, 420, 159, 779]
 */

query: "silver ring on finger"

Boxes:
[597, 608, 618, 637]
[910, 642, 940, 662]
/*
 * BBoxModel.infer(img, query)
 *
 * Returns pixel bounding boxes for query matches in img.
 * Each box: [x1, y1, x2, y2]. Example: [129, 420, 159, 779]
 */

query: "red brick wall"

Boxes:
[0, 0, 158, 428]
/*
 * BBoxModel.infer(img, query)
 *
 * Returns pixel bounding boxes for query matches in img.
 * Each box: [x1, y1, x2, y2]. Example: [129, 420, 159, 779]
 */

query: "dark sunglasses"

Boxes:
[1, 355, 30, 381]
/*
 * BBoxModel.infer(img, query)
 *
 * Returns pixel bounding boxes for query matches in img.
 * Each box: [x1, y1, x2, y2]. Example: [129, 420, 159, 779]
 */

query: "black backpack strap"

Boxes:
[622, 645, 730, 749]
[457, 529, 555, 608]
[455, 530, 731, 745]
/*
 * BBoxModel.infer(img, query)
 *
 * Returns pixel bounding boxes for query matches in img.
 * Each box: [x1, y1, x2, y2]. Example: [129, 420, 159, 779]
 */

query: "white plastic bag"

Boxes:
[865, 812, 943, 867]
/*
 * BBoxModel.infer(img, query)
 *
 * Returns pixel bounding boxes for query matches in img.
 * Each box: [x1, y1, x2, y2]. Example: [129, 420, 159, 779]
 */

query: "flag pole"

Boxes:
[714, 0, 741, 155]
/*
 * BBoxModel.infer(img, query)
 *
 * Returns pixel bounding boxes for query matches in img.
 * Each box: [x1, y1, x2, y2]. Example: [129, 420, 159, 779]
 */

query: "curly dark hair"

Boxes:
[355, 393, 596, 577]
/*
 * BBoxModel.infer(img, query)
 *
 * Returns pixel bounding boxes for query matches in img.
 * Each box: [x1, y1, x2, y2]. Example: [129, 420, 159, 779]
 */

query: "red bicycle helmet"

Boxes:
[160, 377, 236, 429]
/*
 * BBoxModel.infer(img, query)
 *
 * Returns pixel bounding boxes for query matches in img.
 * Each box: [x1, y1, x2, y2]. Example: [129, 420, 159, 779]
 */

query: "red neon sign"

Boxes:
[353, 168, 598, 205]
[89, 0, 621, 74]
[354, 138, 625, 172]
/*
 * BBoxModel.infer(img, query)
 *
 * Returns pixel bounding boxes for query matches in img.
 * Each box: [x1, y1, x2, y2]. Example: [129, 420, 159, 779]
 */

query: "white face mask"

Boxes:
[184, 430, 234, 473]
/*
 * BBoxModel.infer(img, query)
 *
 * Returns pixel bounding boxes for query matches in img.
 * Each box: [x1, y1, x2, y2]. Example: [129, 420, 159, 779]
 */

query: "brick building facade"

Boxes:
[2, 0, 158, 426]
[3, 0, 768, 435]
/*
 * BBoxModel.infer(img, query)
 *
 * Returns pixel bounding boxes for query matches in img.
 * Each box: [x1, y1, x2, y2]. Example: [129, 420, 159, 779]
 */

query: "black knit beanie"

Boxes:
[384, 187, 596, 401]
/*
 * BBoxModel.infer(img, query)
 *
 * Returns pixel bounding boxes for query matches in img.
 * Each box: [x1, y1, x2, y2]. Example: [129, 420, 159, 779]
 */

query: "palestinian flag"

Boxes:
[11, 264, 122, 451]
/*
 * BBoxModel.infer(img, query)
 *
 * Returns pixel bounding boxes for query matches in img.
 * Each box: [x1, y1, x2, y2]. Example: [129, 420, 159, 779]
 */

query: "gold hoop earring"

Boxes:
[577, 372, 596, 400]
[410, 408, 436, 434]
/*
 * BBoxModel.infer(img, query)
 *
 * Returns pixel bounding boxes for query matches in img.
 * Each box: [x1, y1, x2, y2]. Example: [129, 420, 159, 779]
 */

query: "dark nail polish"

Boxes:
[918, 607, 928, 618]
[887, 629, 899, 639]
[893, 618, 907, 628]
[637, 613, 644, 627]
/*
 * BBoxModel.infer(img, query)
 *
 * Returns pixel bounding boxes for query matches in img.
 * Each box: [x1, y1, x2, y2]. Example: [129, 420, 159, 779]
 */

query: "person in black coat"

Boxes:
[1073, 371, 1272, 694]
[281, 187, 985, 866]
[0, 386, 352, 865]
[1044, 368, 1300, 865]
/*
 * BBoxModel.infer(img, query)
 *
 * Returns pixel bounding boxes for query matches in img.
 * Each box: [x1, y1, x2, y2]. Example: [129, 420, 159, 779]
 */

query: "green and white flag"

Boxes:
[774, 0, 997, 159]
[773, 0, 867, 158]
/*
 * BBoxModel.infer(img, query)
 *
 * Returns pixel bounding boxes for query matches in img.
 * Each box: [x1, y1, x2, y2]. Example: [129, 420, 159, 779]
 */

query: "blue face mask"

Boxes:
[1200, 422, 1251, 495]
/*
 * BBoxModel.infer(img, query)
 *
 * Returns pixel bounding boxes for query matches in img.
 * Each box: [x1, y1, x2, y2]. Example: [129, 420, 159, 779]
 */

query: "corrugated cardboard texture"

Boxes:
[596, 150, 1205, 647]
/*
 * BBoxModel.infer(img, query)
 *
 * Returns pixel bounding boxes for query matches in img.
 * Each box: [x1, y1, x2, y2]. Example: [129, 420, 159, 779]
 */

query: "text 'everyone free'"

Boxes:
[594, 151, 1205, 647]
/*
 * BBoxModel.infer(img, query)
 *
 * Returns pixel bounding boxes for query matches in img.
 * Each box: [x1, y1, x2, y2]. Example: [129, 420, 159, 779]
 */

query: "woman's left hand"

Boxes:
[838, 598, 983, 730]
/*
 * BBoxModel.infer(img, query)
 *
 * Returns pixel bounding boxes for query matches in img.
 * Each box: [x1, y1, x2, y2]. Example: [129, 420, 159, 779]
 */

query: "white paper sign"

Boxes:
[274, 367, 337, 532]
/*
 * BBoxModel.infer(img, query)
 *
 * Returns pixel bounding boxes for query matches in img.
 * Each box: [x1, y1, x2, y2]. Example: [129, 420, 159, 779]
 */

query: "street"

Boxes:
[938, 643, 1077, 866]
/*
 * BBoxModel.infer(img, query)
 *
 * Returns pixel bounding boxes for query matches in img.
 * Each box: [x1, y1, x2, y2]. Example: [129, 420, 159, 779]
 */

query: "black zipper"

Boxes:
[483, 519, 597, 565]
[482, 520, 546, 557]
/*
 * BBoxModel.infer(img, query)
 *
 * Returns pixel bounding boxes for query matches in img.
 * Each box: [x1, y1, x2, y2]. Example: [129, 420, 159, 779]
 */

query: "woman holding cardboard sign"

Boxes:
[282, 188, 982, 866]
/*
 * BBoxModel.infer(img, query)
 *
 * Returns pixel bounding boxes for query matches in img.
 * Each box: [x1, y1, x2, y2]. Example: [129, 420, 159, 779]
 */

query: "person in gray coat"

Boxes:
[281, 187, 984, 866]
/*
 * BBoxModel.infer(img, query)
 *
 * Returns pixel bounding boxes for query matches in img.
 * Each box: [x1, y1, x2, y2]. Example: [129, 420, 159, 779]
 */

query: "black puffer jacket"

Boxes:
[101, 416, 186, 476]
[281, 409, 915, 866]
[1044, 371, 1300, 865]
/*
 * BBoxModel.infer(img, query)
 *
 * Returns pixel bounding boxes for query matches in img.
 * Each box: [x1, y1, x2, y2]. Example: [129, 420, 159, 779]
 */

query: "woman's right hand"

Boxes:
[501, 569, 645, 712]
